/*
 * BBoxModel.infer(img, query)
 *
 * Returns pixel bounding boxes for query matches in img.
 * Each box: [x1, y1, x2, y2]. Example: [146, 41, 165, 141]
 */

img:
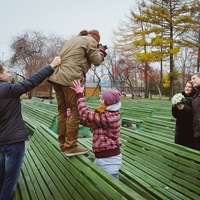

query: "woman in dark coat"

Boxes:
[172, 80, 195, 149]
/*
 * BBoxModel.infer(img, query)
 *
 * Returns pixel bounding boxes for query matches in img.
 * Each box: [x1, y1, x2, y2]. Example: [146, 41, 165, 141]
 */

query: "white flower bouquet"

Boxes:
[171, 93, 186, 106]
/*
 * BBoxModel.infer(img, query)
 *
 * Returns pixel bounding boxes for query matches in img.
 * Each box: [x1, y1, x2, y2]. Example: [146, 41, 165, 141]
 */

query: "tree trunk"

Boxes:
[144, 62, 149, 98]
[156, 84, 162, 100]
[169, 53, 174, 100]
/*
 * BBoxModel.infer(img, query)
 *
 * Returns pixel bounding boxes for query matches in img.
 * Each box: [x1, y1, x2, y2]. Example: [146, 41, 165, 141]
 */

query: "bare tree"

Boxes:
[10, 30, 65, 98]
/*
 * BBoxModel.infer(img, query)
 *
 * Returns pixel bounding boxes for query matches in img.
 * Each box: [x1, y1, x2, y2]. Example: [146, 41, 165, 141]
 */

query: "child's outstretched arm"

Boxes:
[70, 79, 84, 94]
[66, 108, 71, 117]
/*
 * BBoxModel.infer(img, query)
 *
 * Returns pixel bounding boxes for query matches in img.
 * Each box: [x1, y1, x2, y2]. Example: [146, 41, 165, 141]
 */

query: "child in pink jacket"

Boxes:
[70, 80, 122, 179]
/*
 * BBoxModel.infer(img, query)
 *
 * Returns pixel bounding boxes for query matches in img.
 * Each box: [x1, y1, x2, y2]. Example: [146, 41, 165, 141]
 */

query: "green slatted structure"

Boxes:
[136, 117, 175, 142]
[17, 98, 200, 199]
[13, 125, 145, 200]
[78, 127, 200, 200]
[21, 100, 91, 138]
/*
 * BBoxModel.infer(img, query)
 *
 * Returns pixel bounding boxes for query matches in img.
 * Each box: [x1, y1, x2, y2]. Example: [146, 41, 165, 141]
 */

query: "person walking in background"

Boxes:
[171, 80, 195, 149]
[191, 73, 200, 151]
[70, 79, 122, 179]
[48, 29, 107, 156]
[0, 56, 61, 200]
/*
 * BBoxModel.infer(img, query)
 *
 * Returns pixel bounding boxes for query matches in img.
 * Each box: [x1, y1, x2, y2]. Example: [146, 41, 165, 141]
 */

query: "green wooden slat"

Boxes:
[138, 130, 173, 142]
[120, 127, 200, 163]
[120, 130, 200, 178]
[23, 148, 46, 200]
[13, 177, 23, 200]
[144, 117, 175, 127]
[33, 143, 85, 200]
[121, 159, 177, 200]
[140, 124, 173, 135]
[124, 140, 200, 180]
[32, 130, 83, 200]
[27, 145, 57, 200]
[138, 128, 173, 140]
[37, 125, 146, 200]
[30, 140, 68, 200]
[120, 133, 198, 176]
[36, 126, 118, 200]
[27, 149, 55, 200]
[119, 172, 157, 200]
[120, 129, 200, 199]
[74, 155, 146, 200]
[21, 162, 38, 200]
[139, 124, 173, 135]
[120, 165, 172, 200]
[22, 104, 56, 128]
[123, 142, 200, 187]
[35, 127, 108, 199]
[19, 99, 200, 200]
[16, 172, 31, 200]
[34, 127, 109, 200]
[78, 126, 199, 199]
[122, 149, 200, 199]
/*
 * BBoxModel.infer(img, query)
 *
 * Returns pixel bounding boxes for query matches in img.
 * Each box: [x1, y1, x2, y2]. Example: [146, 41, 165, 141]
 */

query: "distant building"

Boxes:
[26, 81, 101, 99]
[85, 82, 100, 97]
[27, 80, 52, 99]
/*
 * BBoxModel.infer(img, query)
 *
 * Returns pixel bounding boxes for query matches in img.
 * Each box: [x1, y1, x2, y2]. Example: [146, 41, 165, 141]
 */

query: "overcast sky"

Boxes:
[0, 0, 135, 61]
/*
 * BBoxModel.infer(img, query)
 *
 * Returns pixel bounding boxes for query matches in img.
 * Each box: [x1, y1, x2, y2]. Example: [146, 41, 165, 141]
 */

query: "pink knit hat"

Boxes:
[102, 89, 121, 105]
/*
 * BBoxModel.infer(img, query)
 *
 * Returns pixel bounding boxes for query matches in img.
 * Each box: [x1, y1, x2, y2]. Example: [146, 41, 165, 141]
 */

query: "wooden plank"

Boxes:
[119, 172, 157, 200]
[30, 137, 71, 200]
[23, 148, 47, 200]
[16, 171, 31, 200]
[12, 176, 24, 200]
[78, 127, 200, 199]
[21, 161, 38, 200]
[74, 155, 146, 200]
[33, 127, 106, 200]
[137, 129, 173, 141]
[123, 141, 199, 182]
[27, 149, 55, 199]
[120, 129, 200, 199]
[144, 117, 175, 128]
[36, 125, 146, 200]
[122, 146, 200, 199]
[120, 128, 200, 163]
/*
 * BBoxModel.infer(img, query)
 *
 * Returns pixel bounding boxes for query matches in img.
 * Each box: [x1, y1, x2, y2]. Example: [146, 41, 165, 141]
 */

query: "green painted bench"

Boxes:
[86, 102, 154, 128]
[21, 102, 57, 133]
[79, 127, 200, 200]
[30, 97, 44, 103]
[13, 125, 144, 200]
[21, 100, 91, 137]
[120, 99, 173, 118]
[136, 117, 175, 142]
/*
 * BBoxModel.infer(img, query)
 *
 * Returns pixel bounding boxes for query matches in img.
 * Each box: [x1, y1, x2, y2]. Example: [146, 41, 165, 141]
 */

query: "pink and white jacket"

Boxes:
[76, 93, 121, 158]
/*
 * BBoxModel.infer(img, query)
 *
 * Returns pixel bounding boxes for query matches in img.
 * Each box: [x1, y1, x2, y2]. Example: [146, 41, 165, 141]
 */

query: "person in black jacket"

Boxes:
[191, 72, 200, 151]
[172, 80, 195, 149]
[0, 56, 61, 200]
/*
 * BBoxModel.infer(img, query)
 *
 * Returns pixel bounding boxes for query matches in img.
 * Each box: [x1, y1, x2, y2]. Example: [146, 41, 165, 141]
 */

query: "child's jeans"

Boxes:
[94, 154, 122, 180]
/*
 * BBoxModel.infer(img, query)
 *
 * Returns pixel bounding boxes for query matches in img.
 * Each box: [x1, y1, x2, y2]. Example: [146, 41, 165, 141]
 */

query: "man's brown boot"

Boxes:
[59, 144, 65, 152]
[64, 145, 89, 157]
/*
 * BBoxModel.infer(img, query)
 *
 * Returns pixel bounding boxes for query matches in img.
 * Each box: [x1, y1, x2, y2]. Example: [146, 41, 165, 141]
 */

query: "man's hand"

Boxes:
[50, 56, 61, 69]
[70, 79, 84, 94]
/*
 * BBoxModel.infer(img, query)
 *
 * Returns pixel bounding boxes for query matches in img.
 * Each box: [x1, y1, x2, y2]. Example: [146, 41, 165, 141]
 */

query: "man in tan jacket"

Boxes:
[48, 29, 106, 156]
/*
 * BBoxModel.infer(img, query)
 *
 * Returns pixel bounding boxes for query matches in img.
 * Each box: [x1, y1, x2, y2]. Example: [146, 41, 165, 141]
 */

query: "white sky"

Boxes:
[0, 0, 135, 61]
